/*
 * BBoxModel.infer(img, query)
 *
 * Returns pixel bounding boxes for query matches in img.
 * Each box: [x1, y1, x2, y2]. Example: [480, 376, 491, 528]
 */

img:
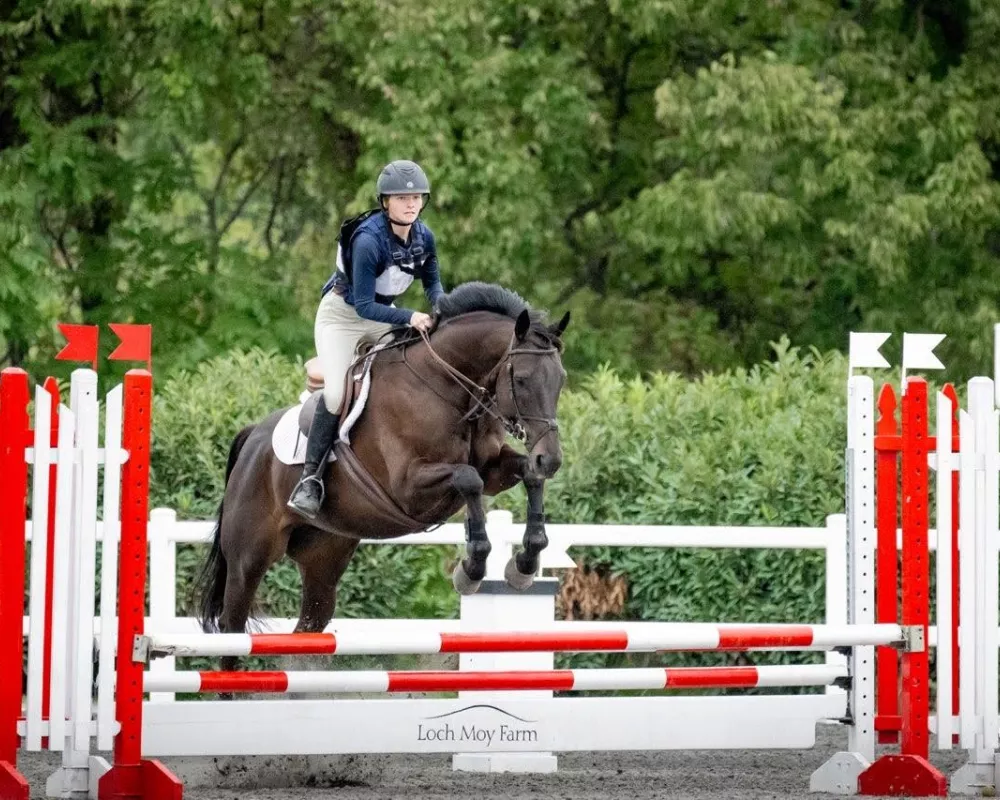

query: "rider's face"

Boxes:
[385, 194, 424, 224]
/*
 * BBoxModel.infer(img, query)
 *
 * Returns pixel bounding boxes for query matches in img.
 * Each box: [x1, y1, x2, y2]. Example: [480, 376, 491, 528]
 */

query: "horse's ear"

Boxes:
[515, 309, 530, 341]
[550, 311, 570, 338]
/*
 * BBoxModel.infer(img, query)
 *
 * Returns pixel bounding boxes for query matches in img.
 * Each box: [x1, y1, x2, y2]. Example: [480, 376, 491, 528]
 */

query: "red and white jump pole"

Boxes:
[143, 664, 850, 695]
[137, 623, 905, 660]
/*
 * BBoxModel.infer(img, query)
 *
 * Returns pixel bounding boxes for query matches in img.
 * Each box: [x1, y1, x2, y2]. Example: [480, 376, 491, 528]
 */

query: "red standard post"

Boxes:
[96, 371, 182, 800]
[874, 382, 901, 744]
[859, 378, 948, 796]
[0, 368, 31, 800]
[942, 383, 961, 735]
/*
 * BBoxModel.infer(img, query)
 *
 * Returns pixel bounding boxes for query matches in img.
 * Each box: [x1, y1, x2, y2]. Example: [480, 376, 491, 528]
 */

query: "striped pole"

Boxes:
[139, 623, 905, 660]
[144, 664, 849, 695]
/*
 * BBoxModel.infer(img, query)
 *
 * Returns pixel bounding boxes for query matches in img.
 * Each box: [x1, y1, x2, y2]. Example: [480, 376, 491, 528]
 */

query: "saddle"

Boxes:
[294, 338, 432, 532]
[297, 342, 379, 438]
[297, 326, 424, 437]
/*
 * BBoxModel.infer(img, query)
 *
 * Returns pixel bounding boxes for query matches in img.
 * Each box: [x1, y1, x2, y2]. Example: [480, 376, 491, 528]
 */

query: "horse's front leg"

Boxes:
[479, 444, 547, 592]
[449, 465, 492, 595]
[504, 474, 547, 591]
[398, 461, 492, 596]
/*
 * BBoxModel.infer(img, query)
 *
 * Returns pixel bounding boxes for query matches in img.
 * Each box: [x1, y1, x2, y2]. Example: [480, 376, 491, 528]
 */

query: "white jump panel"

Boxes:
[142, 694, 847, 757]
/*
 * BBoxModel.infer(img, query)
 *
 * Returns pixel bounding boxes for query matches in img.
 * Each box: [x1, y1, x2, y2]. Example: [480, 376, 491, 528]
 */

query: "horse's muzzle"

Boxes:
[530, 450, 562, 479]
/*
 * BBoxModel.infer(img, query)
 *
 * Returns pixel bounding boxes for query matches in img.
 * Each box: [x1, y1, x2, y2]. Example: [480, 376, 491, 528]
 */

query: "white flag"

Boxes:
[902, 332, 946, 370]
[849, 332, 891, 370]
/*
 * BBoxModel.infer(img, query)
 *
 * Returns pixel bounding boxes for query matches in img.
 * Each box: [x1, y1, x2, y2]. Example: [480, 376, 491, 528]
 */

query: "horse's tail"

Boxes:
[195, 424, 256, 633]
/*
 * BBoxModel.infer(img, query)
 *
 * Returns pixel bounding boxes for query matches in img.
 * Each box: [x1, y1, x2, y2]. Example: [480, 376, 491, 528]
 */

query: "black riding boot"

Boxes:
[287, 397, 340, 519]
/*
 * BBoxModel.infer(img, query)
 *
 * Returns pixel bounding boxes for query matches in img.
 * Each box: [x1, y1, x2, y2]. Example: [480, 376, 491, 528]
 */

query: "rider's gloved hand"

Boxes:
[410, 311, 434, 332]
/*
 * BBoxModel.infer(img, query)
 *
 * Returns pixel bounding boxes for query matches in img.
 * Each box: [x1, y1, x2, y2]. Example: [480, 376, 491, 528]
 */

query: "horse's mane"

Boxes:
[436, 281, 546, 325]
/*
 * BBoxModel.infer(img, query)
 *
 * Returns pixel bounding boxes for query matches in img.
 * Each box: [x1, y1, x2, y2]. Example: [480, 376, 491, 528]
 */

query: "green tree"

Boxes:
[3, 0, 999, 385]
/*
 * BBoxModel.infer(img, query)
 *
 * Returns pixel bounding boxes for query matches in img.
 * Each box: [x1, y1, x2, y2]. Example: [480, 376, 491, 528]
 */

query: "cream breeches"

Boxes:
[314, 291, 395, 412]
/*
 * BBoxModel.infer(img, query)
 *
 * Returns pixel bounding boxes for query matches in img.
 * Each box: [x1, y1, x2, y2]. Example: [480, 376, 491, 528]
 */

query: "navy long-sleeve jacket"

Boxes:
[322, 211, 444, 326]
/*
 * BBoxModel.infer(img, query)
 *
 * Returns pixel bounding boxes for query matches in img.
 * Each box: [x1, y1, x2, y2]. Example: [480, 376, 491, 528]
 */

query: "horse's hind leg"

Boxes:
[288, 529, 361, 633]
[218, 546, 274, 673]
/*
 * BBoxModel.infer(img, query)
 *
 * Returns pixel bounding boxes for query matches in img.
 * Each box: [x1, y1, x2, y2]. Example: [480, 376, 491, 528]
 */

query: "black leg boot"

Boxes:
[287, 397, 340, 519]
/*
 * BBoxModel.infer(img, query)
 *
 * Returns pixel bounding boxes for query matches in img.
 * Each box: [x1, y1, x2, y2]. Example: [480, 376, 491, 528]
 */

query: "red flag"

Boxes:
[108, 323, 152, 372]
[55, 323, 99, 370]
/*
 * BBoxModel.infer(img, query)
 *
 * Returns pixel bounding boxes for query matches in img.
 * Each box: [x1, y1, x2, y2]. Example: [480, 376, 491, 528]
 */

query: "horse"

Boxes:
[193, 281, 570, 670]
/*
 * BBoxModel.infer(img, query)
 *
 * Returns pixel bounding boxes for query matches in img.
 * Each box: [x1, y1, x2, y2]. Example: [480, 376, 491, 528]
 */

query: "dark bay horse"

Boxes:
[195, 282, 569, 665]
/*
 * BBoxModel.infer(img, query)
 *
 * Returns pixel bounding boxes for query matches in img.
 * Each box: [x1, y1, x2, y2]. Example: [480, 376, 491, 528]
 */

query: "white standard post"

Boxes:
[971, 380, 999, 764]
[985, 390, 1000, 770]
[70, 371, 100, 755]
[958, 408, 977, 750]
[952, 378, 1000, 795]
[811, 374, 876, 794]
[45, 404, 76, 758]
[823, 513, 848, 691]
[994, 324, 1000, 408]
[148, 508, 179, 703]
[96, 383, 124, 753]
[451, 509, 559, 774]
[46, 371, 101, 799]
[24, 386, 52, 750]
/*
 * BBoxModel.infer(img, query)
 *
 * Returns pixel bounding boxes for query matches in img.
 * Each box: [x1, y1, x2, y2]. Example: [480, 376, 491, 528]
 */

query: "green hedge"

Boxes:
[151, 340, 850, 681]
[494, 338, 846, 615]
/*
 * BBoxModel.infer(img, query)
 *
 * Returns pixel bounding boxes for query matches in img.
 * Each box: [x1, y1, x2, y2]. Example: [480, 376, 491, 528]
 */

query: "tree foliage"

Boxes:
[3, 0, 1000, 382]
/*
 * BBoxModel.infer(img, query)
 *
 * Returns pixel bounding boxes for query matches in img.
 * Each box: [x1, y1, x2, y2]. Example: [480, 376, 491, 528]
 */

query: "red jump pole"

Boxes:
[96, 371, 182, 800]
[860, 378, 947, 796]
[0, 369, 32, 800]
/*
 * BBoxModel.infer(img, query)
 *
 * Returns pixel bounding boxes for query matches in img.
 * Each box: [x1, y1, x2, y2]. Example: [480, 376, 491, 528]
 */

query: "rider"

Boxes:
[287, 159, 446, 519]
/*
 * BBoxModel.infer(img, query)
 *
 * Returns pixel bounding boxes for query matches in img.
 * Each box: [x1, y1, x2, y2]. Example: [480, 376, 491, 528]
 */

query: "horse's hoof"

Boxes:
[504, 556, 535, 591]
[452, 563, 482, 595]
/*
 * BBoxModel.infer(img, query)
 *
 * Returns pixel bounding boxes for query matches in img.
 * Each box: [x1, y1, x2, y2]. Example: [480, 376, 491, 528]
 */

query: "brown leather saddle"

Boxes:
[296, 325, 425, 436]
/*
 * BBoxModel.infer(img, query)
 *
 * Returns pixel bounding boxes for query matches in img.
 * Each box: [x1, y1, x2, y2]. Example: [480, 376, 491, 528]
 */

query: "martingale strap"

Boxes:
[332, 441, 441, 533]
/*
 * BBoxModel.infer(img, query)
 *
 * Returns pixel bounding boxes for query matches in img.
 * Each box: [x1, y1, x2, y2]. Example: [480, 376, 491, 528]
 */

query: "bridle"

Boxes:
[501, 341, 561, 450]
[407, 326, 561, 451]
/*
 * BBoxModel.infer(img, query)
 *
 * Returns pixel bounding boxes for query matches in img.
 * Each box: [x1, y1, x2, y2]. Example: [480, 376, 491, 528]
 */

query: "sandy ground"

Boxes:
[14, 725, 976, 800]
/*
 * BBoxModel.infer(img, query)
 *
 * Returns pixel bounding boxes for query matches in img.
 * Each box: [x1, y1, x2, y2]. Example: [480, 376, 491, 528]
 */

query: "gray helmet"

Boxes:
[376, 159, 431, 199]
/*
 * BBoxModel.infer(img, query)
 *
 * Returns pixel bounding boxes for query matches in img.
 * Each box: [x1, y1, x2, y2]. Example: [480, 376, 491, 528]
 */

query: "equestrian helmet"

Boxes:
[376, 160, 431, 200]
